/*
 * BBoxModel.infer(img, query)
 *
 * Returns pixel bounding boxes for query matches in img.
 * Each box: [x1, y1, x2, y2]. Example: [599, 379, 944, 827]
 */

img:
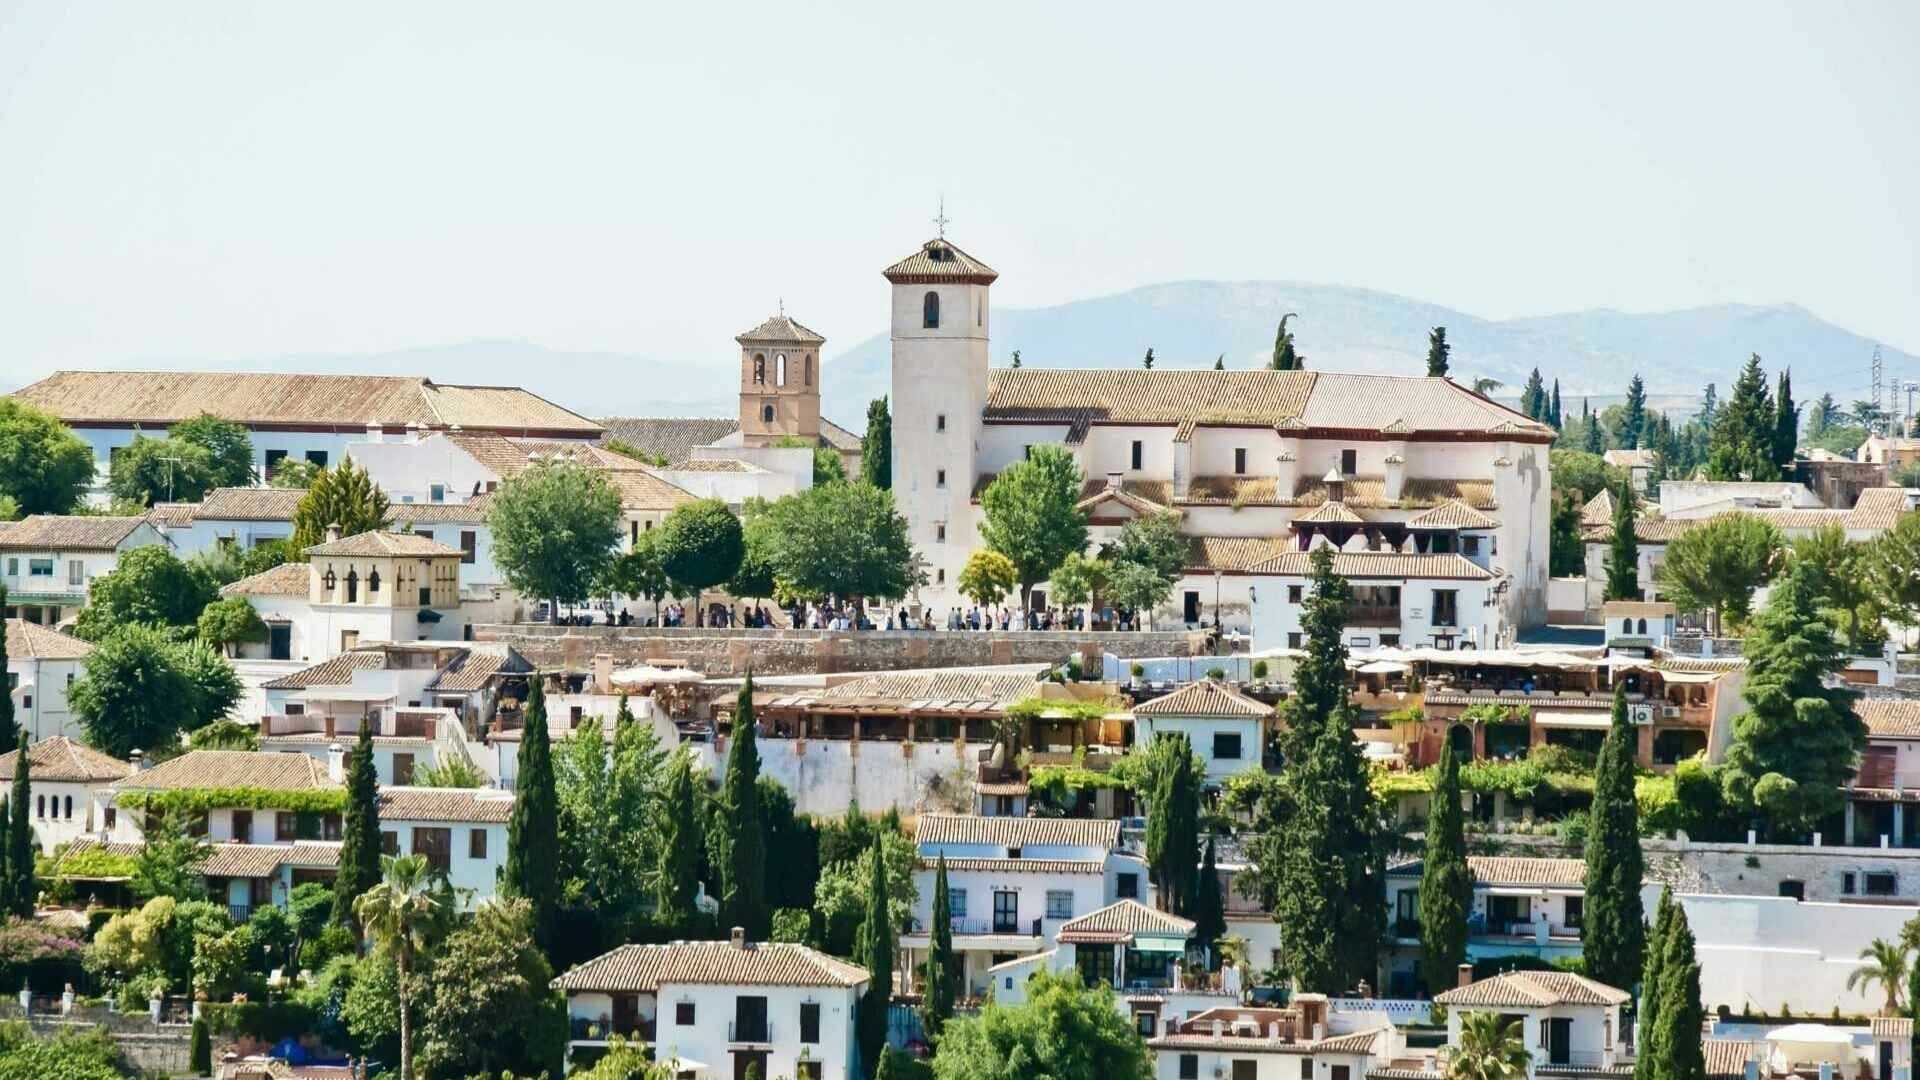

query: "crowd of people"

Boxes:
[552, 600, 1159, 632]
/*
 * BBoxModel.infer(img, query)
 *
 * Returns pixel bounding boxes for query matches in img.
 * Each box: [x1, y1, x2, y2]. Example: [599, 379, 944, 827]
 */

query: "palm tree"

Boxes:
[1848, 938, 1911, 1015]
[354, 854, 439, 1080]
[1447, 1012, 1531, 1080]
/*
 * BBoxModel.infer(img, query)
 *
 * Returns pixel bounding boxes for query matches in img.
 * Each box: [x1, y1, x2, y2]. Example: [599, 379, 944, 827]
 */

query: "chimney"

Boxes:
[730, 926, 747, 950]
[593, 654, 614, 695]
[327, 742, 346, 783]
[364, 422, 383, 445]
[1323, 464, 1345, 505]
[1457, 963, 1473, 989]
[129, 749, 145, 773]
[326, 522, 342, 543]
[1106, 471, 1122, 493]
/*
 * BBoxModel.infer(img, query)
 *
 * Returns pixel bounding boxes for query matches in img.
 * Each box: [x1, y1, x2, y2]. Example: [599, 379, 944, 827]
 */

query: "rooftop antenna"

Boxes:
[933, 196, 950, 239]
[1873, 345, 1885, 435]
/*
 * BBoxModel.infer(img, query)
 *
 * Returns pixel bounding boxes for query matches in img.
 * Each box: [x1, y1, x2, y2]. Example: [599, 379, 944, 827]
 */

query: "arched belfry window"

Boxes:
[752, 354, 766, 384]
[923, 291, 940, 329]
[777, 353, 788, 387]
[345, 569, 359, 603]
[805, 354, 813, 386]
[762, 403, 775, 424]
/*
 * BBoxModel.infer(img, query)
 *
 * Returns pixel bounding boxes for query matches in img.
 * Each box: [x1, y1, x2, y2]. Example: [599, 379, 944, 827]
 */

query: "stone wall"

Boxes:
[473, 624, 1213, 676]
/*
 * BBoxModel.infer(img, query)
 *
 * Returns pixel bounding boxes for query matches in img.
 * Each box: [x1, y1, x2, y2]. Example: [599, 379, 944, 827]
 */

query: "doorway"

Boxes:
[1547, 1018, 1572, 1066]
[1183, 591, 1201, 624]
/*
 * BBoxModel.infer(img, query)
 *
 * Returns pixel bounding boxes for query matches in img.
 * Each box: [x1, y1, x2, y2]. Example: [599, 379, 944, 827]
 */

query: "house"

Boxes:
[553, 930, 869, 1079]
[1383, 857, 1597, 997]
[0, 736, 131, 852]
[1844, 698, 1920, 848]
[1147, 998, 1395, 1080]
[987, 899, 1240, 1030]
[376, 787, 513, 902]
[1603, 449, 1657, 494]
[1859, 434, 1920, 475]
[1247, 547, 1508, 653]
[221, 531, 470, 664]
[5, 619, 94, 741]
[1697, 1017, 1912, 1080]
[883, 235, 1555, 629]
[106, 750, 345, 847]
[900, 814, 1132, 998]
[0, 515, 171, 625]
[57, 837, 341, 922]
[1432, 970, 1629, 1075]
[1132, 679, 1273, 787]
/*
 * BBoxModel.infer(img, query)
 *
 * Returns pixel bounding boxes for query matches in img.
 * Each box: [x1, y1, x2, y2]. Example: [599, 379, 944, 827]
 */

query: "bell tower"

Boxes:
[736, 311, 825, 446]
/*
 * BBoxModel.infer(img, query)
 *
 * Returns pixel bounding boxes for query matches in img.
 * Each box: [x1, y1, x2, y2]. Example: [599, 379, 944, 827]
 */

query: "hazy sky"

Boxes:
[2, 0, 1916, 381]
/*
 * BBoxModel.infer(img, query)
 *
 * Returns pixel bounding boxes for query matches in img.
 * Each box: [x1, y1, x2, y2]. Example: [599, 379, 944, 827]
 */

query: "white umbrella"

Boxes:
[656, 668, 707, 684]
[1766, 1024, 1857, 1067]
[610, 665, 673, 686]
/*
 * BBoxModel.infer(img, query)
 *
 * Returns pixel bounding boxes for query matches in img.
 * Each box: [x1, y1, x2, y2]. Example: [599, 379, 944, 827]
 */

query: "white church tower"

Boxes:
[884, 231, 997, 610]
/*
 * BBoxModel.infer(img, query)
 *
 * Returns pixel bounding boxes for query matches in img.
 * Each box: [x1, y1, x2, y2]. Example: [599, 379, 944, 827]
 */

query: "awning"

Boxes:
[1653, 670, 1722, 684]
[1132, 935, 1190, 953]
[1533, 709, 1613, 730]
[1355, 661, 1410, 675]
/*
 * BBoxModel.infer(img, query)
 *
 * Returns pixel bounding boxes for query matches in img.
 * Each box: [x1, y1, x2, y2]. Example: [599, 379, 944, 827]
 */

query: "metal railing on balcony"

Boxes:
[728, 1020, 773, 1044]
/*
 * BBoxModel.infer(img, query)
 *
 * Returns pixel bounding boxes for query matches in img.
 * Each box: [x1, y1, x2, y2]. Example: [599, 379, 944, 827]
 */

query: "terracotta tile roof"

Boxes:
[389, 497, 491, 524]
[0, 515, 151, 552]
[1296, 375, 1553, 437]
[196, 487, 306, 521]
[263, 650, 387, 690]
[1246, 550, 1493, 580]
[1077, 484, 1177, 519]
[1703, 1039, 1756, 1080]
[4, 619, 94, 661]
[1135, 680, 1272, 718]
[818, 670, 1043, 706]
[1847, 487, 1913, 530]
[1388, 855, 1586, 887]
[12, 371, 599, 435]
[597, 418, 743, 463]
[199, 841, 342, 879]
[603, 469, 698, 513]
[1186, 536, 1288, 573]
[1314, 1030, 1385, 1054]
[915, 813, 1121, 849]
[378, 787, 515, 823]
[1407, 500, 1499, 529]
[1858, 699, 1920, 739]
[667, 459, 766, 473]
[921, 857, 1105, 875]
[1058, 898, 1195, 943]
[1581, 489, 1615, 527]
[445, 433, 643, 478]
[304, 530, 461, 558]
[553, 941, 869, 992]
[115, 751, 338, 794]
[426, 644, 532, 693]
[220, 562, 310, 598]
[735, 313, 826, 345]
[1292, 475, 1497, 510]
[1295, 501, 1364, 524]
[0, 736, 130, 782]
[145, 502, 198, 528]
[882, 238, 999, 285]
[1434, 970, 1629, 1008]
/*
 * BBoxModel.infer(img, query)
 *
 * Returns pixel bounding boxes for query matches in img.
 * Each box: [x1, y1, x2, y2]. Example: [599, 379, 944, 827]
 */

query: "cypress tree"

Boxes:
[856, 837, 893, 1079]
[1271, 314, 1303, 371]
[875, 1049, 900, 1080]
[1551, 379, 1563, 429]
[1419, 738, 1472, 995]
[190, 1017, 212, 1074]
[1653, 903, 1706, 1080]
[1146, 733, 1198, 914]
[1584, 401, 1606, 454]
[1773, 368, 1798, 471]
[1520, 369, 1547, 420]
[1192, 834, 1227, 969]
[1708, 355, 1777, 482]
[1635, 888, 1674, 1080]
[1623, 375, 1648, 449]
[0, 601, 14, 756]
[1605, 476, 1641, 601]
[1583, 683, 1646, 989]
[656, 751, 700, 930]
[0, 784, 10, 898]
[1425, 326, 1450, 377]
[861, 397, 892, 491]
[332, 724, 381, 927]
[5, 729, 30, 916]
[506, 679, 561, 950]
[724, 672, 768, 938]
[923, 854, 955, 1038]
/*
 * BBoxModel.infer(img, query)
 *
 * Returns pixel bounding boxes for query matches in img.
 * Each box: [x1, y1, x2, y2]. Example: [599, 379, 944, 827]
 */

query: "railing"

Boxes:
[569, 1016, 656, 1042]
[1348, 606, 1402, 627]
[727, 1020, 773, 1044]
[1329, 997, 1432, 1025]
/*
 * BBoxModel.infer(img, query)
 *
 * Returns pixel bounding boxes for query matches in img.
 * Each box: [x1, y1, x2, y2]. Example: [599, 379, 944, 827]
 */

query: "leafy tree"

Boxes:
[656, 751, 701, 931]
[1471, 377, 1502, 397]
[1447, 1012, 1530, 1080]
[1622, 375, 1648, 449]
[723, 675, 768, 938]
[187, 539, 291, 593]
[979, 445, 1087, 608]
[727, 509, 780, 603]
[1426, 326, 1450, 377]
[505, 681, 560, 952]
[815, 829, 918, 961]
[1636, 888, 1675, 1080]
[4, 738, 29, 916]
[957, 550, 1016, 608]
[291, 458, 391, 551]
[1270, 313, 1303, 372]
[0, 400, 94, 514]
[1656, 515, 1782, 633]
[412, 755, 486, 788]
[70, 625, 240, 757]
[488, 460, 622, 611]
[1192, 834, 1226, 967]
[1707, 355, 1778, 481]
[758, 481, 917, 602]
[354, 854, 439, 1080]
[1792, 524, 1886, 653]
[128, 809, 211, 901]
[73, 545, 215, 641]
[862, 397, 892, 490]
[109, 433, 216, 506]
[268, 458, 324, 489]
[417, 899, 565, 1078]
[333, 725, 382, 927]
[1048, 553, 1109, 620]
[1109, 511, 1187, 583]
[1549, 450, 1621, 503]
[604, 528, 674, 621]
[1548, 489, 1586, 578]
[1144, 733, 1199, 915]
[0, 1028, 127, 1080]
[1772, 368, 1798, 470]
[169, 414, 256, 488]
[930, 969, 1152, 1080]
[195, 595, 267, 656]
[657, 498, 745, 596]
[812, 446, 848, 486]
[1806, 392, 1839, 439]
[1419, 738, 1471, 995]
[1650, 904, 1705, 1080]
[574, 1036, 677, 1079]
[1582, 684, 1645, 990]
[1872, 511, 1920, 632]
[1519, 369, 1547, 422]
[1604, 476, 1640, 601]
[924, 855, 956, 1039]
[857, 838, 894, 1078]
[1718, 564, 1863, 837]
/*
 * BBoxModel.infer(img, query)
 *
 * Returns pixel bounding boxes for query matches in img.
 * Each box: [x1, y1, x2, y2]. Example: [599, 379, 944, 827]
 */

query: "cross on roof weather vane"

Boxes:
[933, 196, 950, 239]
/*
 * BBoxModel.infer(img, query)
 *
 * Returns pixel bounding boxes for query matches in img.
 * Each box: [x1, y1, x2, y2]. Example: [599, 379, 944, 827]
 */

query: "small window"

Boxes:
[753, 355, 766, 384]
[1301, 1062, 1313, 1080]
[923, 291, 940, 329]
[675, 1001, 695, 1026]
[35, 796, 44, 819]
[264, 448, 287, 478]
[1287, 585, 1303, 604]
[460, 531, 477, 565]
[469, 828, 488, 859]
[1843, 872, 1858, 895]
[936, 469, 947, 488]
[936, 414, 947, 432]
[1115, 872, 1139, 899]
[805, 354, 813, 386]
[104, 807, 116, 830]
[392, 752, 414, 784]
[762, 404, 775, 424]
[27, 560, 52, 577]
[1131, 440, 1143, 470]
[1564, 895, 1585, 927]
[1778, 880, 1804, 901]
[1381, 633, 1401, 647]
[1212, 732, 1243, 760]
[1287, 632, 1303, 649]
[1234, 448, 1247, 475]
[63, 796, 72, 819]
[429, 483, 445, 502]
[800, 1001, 821, 1044]
[367, 569, 381, 594]
[1135, 1011, 1156, 1037]
[1866, 872, 1898, 897]
[380, 830, 399, 855]
[935, 524, 947, 543]
[344, 569, 359, 603]
[1462, 536, 1480, 556]
[418, 586, 431, 606]
[1179, 1054, 1199, 1080]
[306, 450, 328, 468]
[1340, 448, 1358, 475]
[1046, 890, 1074, 919]
[949, 888, 968, 917]
[936, 569, 945, 584]
[777, 352, 788, 387]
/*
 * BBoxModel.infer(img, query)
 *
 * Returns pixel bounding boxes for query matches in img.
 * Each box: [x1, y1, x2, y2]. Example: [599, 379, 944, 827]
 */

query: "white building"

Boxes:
[375, 787, 513, 903]
[1147, 999, 1394, 1080]
[5, 619, 94, 741]
[1432, 970, 1629, 1075]
[250, 530, 469, 662]
[0, 736, 132, 852]
[554, 932, 869, 1079]
[1248, 548, 1505, 652]
[986, 898, 1242, 1027]
[0, 515, 171, 625]
[880, 235, 1555, 630]
[1132, 679, 1273, 788]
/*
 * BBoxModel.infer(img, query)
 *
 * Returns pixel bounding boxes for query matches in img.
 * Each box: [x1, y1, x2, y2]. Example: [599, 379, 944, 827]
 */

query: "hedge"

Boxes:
[123, 788, 349, 815]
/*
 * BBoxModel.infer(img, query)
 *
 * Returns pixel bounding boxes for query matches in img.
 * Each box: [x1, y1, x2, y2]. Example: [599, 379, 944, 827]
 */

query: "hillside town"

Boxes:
[0, 225, 1916, 1080]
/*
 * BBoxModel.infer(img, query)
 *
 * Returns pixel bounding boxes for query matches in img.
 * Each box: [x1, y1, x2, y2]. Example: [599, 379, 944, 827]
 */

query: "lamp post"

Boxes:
[1213, 571, 1223, 633]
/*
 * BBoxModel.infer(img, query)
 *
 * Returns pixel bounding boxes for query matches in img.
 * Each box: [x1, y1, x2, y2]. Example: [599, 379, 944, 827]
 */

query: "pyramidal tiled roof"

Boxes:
[552, 941, 869, 992]
[1294, 501, 1364, 524]
[1406, 500, 1499, 530]
[4, 619, 94, 661]
[1134, 679, 1272, 718]
[1434, 970, 1629, 1008]
[882, 238, 999, 285]
[1058, 899, 1195, 943]
[735, 314, 826, 345]
[304, 530, 462, 558]
[219, 562, 310, 598]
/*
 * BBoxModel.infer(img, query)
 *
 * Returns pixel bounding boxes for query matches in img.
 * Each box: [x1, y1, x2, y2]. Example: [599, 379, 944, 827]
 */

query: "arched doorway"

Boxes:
[1447, 723, 1473, 760]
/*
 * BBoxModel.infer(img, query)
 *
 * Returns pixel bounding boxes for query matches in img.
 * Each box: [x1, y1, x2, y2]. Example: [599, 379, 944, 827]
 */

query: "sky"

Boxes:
[1, 0, 1916, 384]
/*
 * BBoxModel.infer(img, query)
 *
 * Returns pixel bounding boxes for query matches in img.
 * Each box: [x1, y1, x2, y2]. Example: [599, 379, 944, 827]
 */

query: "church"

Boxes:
[882, 234, 1555, 642]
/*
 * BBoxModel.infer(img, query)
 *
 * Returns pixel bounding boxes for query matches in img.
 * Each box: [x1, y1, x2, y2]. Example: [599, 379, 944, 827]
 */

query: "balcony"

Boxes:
[568, 1015, 655, 1043]
[727, 1020, 773, 1045]
[1347, 604, 1402, 628]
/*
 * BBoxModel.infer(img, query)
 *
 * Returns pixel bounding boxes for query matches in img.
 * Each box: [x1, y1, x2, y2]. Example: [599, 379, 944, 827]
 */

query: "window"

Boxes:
[322, 567, 337, 590]
[949, 888, 968, 918]
[935, 524, 947, 543]
[1432, 589, 1458, 627]
[1234, 448, 1247, 475]
[797, 1065, 822, 1080]
[418, 586, 432, 606]
[3, 558, 13, 575]
[1233, 1062, 1258, 1080]
[1131, 440, 1143, 470]
[104, 807, 116, 830]
[276, 813, 297, 842]
[1046, 891, 1074, 919]
[936, 569, 944, 584]
[752, 355, 766, 384]
[1212, 732, 1243, 760]
[936, 469, 947, 488]
[936, 413, 947, 432]
[392, 752, 415, 784]
[777, 353, 788, 387]
[34, 796, 43, 819]
[1115, 873, 1139, 899]
[1381, 633, 1401, 647]
[1135, 1011, 1156, 1037]
[1179, 1054, 1199, 1080]
[27, 559, 51, 577]
[805, 354, 813, 386]
[305, 450, 328, 468]
[1564, 895, 1584, 928]
[1340, 448, 1358, 475]
[733, 995, 769, 1042]
[381, 831, 399, 855]
[429, 483, 447, 503]
[68, 560, 83, 586]
[63, 796, 71, 819]
[264, 449, 287, 478]
[1843, 872, 1858, 895]
[367, 569, 381, 594]
[993, 890, 1019, 933]
[1866, 872, 1898, 897]
[1287, 632, 1303, 649]
[1301, 1061, 1314, 1080]
[232, 810, 252, 843]
[1288, 585, 1303, 604]
[1331, 1068, 1351, 1080]
[460, 531, 477, 565]
[762, 403, 775, 424]
[799, 1001, 820, 1043]
[344, 569, 358, 602]
[413, 827, 453, 873]
[675, 1001, 695, 1026]
[923, 291, 940, 328]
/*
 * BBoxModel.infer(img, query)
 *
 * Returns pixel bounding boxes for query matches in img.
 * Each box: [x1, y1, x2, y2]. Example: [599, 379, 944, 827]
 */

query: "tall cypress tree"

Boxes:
[5, 729, 31, 916]
[1550, 379, 1563, 429]
[1605, 476, 1641, 601]
[1583, 684, 1645, 989]
[332, 724, 381, 926]
[1520, 369, 1547, 420]
[1145, 733, 1198, 914]
[1419, 738, 1472, 995]
[923, 855, 955, 1038]
[1425, 326, 1450, 378]
[724, 672, 768, 938]
[0, 602, 14, 756]
[1623, 375, 1648, 449]
[1584, 402, 1606, 454]
[1772, 368, 1798, 471]
[1270, 314, 1303, 371]
[506, 680, 560, 951]
[656, 751, 700, 930]
[1192, 834, 1227, 969]
[856, 837, 893, 1079]
[1635, 888, 1675, 1080]
[861, 397, 892, 491]
[1708, 355, 1777, 482]
[1653, 904, 1706, 1080]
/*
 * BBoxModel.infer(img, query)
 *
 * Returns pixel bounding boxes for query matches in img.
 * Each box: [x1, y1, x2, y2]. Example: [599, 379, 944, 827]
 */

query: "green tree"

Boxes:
[723, 674, 768, 938]
[505, 681, 560, 951]
[930, 970, 1152, 1080]
[1793, 524, 1887, 653]
[979, 445, 1087, 608]
[862, 397, 893, 490]
[1651, 904, 1706, 1080]
[1144, 733, 1199, 915]
[857, 837, 894, 1079]
[169, 414, 256, 489]
[417, 898, 565, 1078]
[1604, 476, 1640, 601]
[1447, 1012, 1531, 1080]
[657, 498, 746, 597]
[73, 545, 216, 641]
[1872, 511, 1920, 632]
[1656, 515, 1782, 633]
[290, 458, 391, 551]
[1549, 449, 1621, 503]
[1548, 488, 1587, 577]
[0, 400, 95, 515]
[4, 735, 30, 916]
[129, 809, 212, 900]
[190, 1017, 212, 1074]
[1806, 393, 1838, 439]
[1192, 834, 1226, 968]
[1772, 368, 1798, 470]
[184, 717, 258, 752]
[1550, 379, 1563, 429]
[1426, 326, 1450, 378]
[758, 481, 916, 603]
[1707, 355, 1778, 481]
[815, 829, 918, 961]
[194, 595, 267, 656]
[1142, 347, 1154, 370]
[1719, 563, 1864, 837]
[1583, 410, 1606, 454]
[1519, 369, 1547, 421]
[488, 460, 623, 611]
[1048, 553, 1109, 622]
[109, 433, 216, 506]
[0, 606, 11, 756]
[727, 509, 780, 603]
[1419, 738, 1472, 995]
[354, 854, 439, 1080]
[1105, 559, 1172, 622]
[924, 855, 956, 1039]
[268, 457, 323, 489]
[604, 528, 674, 621]
[0, 1028, 127, 1080]
[333, 724, 382, 927]
[70, 625, 240, 757]
[1622, 375, 1648, 449]
[957, 549, 1016, 608]
[655, 751, 701, 931]
[1270, 313, 1302, 372]
[1636, 888, 1675, 1080]
[1848, 938, 1910, 1015]
[1109, 511, 1188, 583]
[1582, 684, 1645, 990]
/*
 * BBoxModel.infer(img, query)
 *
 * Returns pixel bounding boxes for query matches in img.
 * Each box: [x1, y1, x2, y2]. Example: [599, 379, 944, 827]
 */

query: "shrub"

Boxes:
[1251, 660, 1269, 681]
[1206, 666, 1226, 681]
